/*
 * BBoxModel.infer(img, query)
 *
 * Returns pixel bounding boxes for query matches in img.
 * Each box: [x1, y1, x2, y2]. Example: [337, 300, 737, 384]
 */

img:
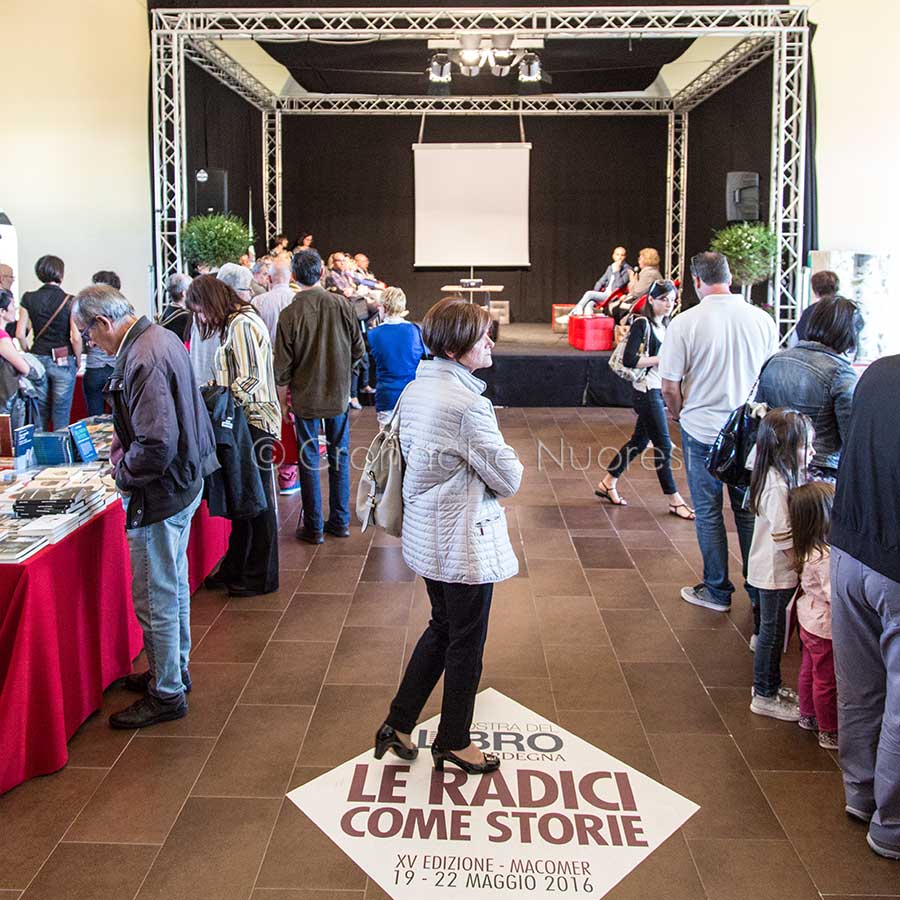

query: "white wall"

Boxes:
[0, 0, 153, 315]
[801, 0, 900, 255]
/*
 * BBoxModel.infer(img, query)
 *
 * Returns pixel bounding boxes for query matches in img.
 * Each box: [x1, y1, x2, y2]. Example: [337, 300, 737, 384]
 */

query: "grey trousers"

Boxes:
[831, 546, 900, 850]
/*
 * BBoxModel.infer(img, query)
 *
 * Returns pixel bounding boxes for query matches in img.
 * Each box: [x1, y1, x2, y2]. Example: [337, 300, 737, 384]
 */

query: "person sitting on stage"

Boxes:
[353, 253, 387, 291]
[608, 247, 663, 322]
[556, 245, 632, 325]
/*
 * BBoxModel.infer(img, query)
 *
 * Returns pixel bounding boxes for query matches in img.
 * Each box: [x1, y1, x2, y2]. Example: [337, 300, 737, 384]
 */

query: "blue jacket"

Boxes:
[367, 320, 425, 412]
[755, 340, 858, 473]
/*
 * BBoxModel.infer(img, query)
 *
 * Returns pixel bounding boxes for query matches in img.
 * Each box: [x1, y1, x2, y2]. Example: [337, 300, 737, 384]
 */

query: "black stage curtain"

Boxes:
[184, 62, 265, 255]
[683, 61, 773, 307]
[281, 115, 668, 323]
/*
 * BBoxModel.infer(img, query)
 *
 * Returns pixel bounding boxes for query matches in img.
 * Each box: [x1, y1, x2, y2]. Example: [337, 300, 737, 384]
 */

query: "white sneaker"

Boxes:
[750, 692, 801, 721]
[555, 314, 570, 326]
[680, 584, 732, 612]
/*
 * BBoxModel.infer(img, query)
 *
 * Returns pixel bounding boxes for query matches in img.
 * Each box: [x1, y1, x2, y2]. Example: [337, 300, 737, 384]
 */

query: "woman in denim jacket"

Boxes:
[756, 296, 862, 480]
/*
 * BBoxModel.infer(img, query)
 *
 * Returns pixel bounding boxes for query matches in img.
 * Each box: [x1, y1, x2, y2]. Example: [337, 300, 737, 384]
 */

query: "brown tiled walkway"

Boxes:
[1, 406, 896, 899]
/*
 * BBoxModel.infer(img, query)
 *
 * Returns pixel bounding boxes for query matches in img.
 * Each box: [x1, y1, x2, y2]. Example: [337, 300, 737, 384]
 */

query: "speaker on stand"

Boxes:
[193, 168, 229, 216]
[726, 171, 760, 222]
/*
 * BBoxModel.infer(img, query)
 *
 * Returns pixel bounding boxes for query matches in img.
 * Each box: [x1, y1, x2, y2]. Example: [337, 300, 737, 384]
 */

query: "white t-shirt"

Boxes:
[659, 292, 777, 445]
[748, 470, 798, 590]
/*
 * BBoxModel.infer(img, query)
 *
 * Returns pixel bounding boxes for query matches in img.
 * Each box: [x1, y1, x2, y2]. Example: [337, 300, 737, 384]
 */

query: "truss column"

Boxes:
[151, 25, 187, 312]
[769, 28, 809, 335]
[262, 109, 283, 245]
[665, 110, 689, 289]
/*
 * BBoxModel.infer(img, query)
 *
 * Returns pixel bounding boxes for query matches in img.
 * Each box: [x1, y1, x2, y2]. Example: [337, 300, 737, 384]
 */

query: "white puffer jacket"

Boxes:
[398, 358, 523, 585]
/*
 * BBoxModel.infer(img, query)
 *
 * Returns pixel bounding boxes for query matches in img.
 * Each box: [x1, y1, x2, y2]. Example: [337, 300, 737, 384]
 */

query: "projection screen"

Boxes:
[413, 143, 531, 268]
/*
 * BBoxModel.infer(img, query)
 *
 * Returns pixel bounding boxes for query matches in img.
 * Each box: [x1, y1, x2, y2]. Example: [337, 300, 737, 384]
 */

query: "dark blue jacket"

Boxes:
[755, 340, 858, 473]
[367, 321, 425, 412]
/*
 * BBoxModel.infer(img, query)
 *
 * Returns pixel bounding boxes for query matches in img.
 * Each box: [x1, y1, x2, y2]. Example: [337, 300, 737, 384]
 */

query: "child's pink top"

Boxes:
[796, 550, 831, 640]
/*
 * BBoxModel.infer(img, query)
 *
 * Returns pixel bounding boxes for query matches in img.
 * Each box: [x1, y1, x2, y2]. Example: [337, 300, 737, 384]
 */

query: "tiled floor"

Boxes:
[1, 406, 896, 899]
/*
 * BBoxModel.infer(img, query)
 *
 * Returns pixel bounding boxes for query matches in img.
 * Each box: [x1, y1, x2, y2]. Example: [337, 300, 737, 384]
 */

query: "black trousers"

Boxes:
[607, 387, 677, 495]
[219, 424, 279, 593]
[387, 578, 493, 751]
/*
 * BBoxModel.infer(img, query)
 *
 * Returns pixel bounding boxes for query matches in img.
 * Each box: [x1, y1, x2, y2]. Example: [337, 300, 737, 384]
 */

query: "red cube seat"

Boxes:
[568, 314, 615, 351]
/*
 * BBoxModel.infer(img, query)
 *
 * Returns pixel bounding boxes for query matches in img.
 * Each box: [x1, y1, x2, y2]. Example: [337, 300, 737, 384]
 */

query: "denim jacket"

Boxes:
[755, 341, 858, 472]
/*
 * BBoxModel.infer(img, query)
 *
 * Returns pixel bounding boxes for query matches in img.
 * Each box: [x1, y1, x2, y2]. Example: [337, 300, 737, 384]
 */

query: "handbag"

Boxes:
[705, 359, 773, 488]
[608, 317, 650, 385]
[356, 384, 412, 536]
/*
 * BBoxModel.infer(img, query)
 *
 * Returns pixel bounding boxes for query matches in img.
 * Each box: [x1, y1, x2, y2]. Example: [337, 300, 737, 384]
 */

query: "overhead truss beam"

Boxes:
[183, 38, 275, 109]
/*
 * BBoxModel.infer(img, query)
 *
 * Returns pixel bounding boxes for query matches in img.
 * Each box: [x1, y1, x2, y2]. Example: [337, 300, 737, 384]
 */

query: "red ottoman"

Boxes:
[568, 315, 615, 351]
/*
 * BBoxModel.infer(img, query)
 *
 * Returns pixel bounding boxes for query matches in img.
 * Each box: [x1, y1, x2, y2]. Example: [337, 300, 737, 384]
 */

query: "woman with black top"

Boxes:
[17, 255, 82, 430]
[595, 280, 695, 520]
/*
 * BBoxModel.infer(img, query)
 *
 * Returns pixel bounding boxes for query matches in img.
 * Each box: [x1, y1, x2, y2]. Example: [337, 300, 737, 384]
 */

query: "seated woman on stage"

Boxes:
[608, 247, 663, 321]
[556, 246, 631, 325]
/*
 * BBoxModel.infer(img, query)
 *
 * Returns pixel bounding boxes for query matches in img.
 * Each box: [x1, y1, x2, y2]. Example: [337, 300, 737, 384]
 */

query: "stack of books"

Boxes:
[32, 432, 76, 466]
[17, 513, 84, 543]
[0, 534, 49, 563]
[13, 485, 107, 520]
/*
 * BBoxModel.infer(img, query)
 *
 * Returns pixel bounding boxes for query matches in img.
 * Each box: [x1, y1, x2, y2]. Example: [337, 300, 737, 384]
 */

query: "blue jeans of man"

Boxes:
[125, 488, 201, 700]
[295, 411, 350, 533]
[681, 428, 759, 607]
[753, 587, 796, 697]
[33, 354, 77, 430]
[572, 289, 611, 316]
[83, 364, 113, 417]
[831, 546, 900, 852]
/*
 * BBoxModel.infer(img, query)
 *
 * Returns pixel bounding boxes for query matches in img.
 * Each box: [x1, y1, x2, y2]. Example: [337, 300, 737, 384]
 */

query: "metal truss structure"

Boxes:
[151, 6, 809, 332]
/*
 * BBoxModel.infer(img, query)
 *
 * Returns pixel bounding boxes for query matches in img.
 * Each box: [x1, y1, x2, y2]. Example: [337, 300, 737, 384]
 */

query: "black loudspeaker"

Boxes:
[193, 168, 228, 216]
[726, 171, 760, 222]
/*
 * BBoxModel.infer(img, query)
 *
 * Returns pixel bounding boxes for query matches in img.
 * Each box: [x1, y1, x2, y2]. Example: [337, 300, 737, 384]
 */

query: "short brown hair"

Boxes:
[640, 247, 661, 267]
[185, 274, 248, 340]
[810, 270, 839, 298]
[422, 297, 490, 360]
[35, 254, 64, 284]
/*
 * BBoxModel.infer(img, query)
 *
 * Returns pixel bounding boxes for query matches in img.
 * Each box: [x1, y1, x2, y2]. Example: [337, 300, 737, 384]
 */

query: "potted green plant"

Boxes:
[180, 213, 251, 271]
[710, 222, 778, 303]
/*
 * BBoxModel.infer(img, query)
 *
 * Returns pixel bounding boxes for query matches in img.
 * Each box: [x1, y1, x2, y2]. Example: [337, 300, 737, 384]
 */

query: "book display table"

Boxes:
[0, 499, 229, 795]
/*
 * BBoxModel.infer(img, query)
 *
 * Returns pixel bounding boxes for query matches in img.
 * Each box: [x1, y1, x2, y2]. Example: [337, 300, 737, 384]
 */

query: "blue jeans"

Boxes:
[753, 587, 796, 697]
[572, 289, 611, 316]
[125, 488, 202, 700]
[681, 428, 759, 607]
[83, 364, 112, 417]
[34, 354, 77, 430]
[295, 411, 350, 533]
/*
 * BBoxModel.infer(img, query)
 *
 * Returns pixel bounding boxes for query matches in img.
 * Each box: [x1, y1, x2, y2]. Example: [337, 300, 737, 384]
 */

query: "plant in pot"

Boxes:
[710, 222, 778, 305]
[180, 213, 251, 273]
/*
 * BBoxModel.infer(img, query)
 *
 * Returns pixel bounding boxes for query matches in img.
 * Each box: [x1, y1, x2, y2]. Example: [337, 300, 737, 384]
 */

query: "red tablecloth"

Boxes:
[0, 500, 230, 795]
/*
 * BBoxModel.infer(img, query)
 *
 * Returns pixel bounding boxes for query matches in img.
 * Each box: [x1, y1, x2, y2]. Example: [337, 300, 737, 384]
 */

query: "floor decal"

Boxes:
[287, 688, 698, 898]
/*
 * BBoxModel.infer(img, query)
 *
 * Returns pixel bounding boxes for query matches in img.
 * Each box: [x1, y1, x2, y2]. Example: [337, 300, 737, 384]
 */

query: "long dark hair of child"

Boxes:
[788, 482, 835, 574]
[748, 407, 814, 515]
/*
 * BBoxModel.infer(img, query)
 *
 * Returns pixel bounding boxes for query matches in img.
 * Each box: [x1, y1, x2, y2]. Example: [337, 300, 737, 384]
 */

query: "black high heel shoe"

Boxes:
[374, 724, 418, 761]
[431, 744, 500, 774]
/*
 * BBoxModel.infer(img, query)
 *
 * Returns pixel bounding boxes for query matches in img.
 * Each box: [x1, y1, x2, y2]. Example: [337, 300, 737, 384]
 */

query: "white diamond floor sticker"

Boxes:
[287, 688, 699, 899]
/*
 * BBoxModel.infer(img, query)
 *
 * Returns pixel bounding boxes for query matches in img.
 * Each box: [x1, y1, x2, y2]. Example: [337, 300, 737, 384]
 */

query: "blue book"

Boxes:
[33, 432, 75, 467]
[67, 422, 99, 463]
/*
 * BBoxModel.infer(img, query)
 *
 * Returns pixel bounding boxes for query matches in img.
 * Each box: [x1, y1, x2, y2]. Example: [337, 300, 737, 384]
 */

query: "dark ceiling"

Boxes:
[150, 1, 780, 96]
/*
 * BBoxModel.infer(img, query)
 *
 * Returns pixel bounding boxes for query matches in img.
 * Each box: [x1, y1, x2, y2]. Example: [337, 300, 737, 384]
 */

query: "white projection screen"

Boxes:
[413, 143, 531, 267]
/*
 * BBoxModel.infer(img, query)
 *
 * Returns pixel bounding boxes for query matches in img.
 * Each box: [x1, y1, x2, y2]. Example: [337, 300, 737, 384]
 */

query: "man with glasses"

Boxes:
[660, 251, 777, 616]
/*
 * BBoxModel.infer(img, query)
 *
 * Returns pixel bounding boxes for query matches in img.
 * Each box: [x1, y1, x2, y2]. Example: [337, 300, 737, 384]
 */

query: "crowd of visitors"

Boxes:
[2, 238, 897, 862]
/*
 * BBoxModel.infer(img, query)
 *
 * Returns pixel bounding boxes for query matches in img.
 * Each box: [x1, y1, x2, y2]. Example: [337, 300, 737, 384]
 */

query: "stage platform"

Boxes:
[481, 323, 634, 407]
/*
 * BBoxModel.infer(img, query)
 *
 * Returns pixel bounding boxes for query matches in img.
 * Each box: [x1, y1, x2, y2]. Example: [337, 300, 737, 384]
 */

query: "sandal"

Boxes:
[594, 485, 628, 506]
[669, 503, 695, 521]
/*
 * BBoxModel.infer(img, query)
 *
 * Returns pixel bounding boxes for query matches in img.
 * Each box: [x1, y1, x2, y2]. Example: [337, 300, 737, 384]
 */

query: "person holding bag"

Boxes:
[595, 280, 694, 519]
[17, 254, 82, 429]
[374, 297, 523, 774]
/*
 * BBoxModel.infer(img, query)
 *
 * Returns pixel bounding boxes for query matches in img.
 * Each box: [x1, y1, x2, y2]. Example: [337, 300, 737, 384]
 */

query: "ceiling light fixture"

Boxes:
[518, 52, 542, 83]
[428, 52, 452, 83]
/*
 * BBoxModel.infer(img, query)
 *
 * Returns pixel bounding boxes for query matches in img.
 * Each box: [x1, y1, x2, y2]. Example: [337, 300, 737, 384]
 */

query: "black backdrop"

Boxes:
[184, 59, 773, 321]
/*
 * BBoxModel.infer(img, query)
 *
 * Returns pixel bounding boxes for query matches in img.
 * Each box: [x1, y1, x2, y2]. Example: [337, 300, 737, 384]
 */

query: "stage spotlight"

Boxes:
[428, 52, 451, 83]
[491, 33, 515, 59]
[518, 52, 542, 83]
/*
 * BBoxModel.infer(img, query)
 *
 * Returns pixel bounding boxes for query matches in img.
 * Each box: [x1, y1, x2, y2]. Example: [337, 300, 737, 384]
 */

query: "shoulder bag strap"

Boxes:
[32, 292, 72, 345]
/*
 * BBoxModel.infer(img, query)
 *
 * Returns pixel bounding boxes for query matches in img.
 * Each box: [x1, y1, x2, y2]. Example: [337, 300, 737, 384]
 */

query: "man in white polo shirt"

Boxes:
[661, 251, 777, 614]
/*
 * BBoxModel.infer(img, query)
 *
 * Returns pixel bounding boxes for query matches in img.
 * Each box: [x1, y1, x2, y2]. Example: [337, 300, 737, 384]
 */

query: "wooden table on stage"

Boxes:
[440, 284, 504, 303]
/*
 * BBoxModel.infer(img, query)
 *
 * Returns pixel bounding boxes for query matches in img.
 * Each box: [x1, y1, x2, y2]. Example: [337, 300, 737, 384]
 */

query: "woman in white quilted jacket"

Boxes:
[374, 297, 523, 775]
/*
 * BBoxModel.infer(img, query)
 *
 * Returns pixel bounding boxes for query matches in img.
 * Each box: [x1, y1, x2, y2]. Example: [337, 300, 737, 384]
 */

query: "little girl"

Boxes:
[747, 407, 815, 721]
[788, 481, 838, 749]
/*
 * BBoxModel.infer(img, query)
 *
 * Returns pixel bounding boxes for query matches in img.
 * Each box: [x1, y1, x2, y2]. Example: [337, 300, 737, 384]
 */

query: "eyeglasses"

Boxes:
[81, 318, 97, 343]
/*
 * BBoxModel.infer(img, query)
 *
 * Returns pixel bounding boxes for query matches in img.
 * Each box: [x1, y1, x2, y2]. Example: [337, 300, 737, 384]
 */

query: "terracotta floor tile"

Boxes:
[556, 708, 660, 778]
[649, 734, 785, 840]
[360, 546, 415, 582]
[756, 771, 900, 896]
[602, 610, 688, 663]
[274, 539, 321, 570]
[689, 838, 821, 900]
[256, 796, 368, 892]
[299, 556, 365, 594]
[605, 832, 705, 900]
[242, 641, 333, 706]
[273, 593, 351, 642]
[191, 610, 281, 663]
[586, 569, 656, 609]
[190, 590, 229, 627]
[65, 682, 137, 768]
[544, 644, 634, 711]
[520, 527, 578, 559]
[676, 627, 756, 687]
[193, 705, 310, 798]
[345, 582, 414, 628]
[0, 768, 105, 890]
[622, 662, 726, 734]
[528, 558, 592, 596]
[253, 891, 364, 900]
[632, 548, 699, 583]
[135, 662, 254, 737]
[533, 594, 610, 646]
[478, 677, 559, 721]
[649, 583, 739, 630]
[315, 527, 374, 557]
[573, 536, 635, 568]
[559, 504, 613, 531]
[65, 736, 214, 843]
[325, 625, 406, 685]
[224, 569, 304, 612]
[135, 797, 280, 900]
[515, 505, 568, 529]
